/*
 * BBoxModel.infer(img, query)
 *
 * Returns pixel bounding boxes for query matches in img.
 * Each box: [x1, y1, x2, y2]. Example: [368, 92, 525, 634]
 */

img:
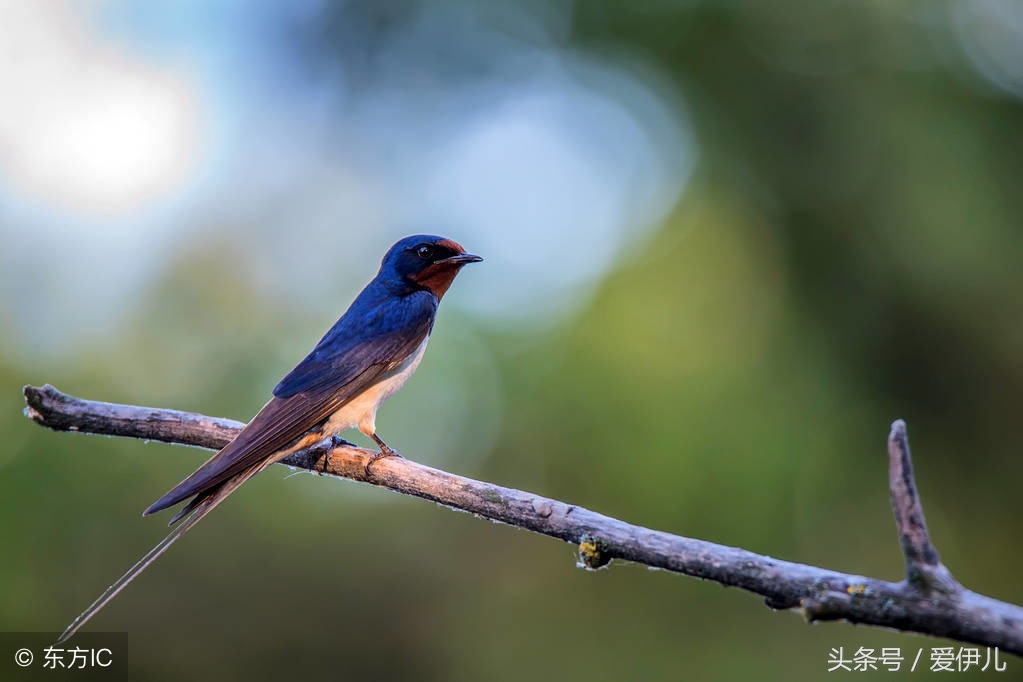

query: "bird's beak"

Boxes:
[442, 253, 483, 265]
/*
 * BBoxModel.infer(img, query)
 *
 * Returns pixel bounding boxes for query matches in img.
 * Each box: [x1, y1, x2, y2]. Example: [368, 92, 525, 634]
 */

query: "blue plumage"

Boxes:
[58, 235, 481, 642]
[273, 285, 436, 399]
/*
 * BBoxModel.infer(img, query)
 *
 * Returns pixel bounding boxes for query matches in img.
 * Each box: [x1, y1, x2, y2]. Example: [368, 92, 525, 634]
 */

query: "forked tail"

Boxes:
[58, 465, 261, 643]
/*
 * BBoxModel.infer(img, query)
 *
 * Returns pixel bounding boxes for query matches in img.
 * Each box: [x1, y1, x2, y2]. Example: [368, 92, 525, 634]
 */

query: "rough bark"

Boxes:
[22, 384, 1023, 655]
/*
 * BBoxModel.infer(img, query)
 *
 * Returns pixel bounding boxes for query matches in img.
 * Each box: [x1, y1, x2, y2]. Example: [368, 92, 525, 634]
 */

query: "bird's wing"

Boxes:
[144, 291, 437, 516]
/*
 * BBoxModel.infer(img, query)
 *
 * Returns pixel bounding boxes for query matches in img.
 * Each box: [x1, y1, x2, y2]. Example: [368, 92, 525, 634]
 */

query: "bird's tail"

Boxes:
[57, 464, 262, 643]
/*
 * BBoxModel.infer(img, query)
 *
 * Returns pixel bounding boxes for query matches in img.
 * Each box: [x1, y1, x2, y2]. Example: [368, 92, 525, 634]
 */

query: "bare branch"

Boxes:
[22, 384, 1023, 655]
[888, 419, 958, 594]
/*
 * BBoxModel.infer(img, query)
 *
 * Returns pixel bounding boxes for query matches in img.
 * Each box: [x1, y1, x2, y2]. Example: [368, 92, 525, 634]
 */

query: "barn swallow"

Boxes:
[59, 235, 481, 641]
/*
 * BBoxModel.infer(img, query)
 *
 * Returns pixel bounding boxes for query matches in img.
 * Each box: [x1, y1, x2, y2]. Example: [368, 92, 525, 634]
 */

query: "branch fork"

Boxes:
[887, 419, 959, 595]
[22, 384, 1023, 655]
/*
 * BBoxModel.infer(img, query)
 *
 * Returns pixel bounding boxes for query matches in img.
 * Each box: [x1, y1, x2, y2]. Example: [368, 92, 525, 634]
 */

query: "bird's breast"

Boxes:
[323, 335, 430, 434]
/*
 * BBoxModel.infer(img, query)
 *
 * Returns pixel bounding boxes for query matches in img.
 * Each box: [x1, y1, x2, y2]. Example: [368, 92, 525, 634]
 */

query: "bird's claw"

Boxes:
[365, 446, 402, 475]
[320, 435, 357, 474]
[330, 435, 356, 449]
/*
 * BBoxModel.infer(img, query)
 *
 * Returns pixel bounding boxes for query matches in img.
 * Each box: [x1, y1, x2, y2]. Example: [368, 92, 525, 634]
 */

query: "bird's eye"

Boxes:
[416, 244, 434, 260]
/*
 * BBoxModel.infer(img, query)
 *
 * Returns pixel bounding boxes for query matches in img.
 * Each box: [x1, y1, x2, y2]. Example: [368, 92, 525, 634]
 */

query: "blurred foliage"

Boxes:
[2, 1, 1022, 681]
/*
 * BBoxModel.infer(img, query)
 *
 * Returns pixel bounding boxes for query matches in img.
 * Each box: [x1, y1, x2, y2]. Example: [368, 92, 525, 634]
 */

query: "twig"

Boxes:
[22, 384, 1023, 655]
[887, 419, 958, 593]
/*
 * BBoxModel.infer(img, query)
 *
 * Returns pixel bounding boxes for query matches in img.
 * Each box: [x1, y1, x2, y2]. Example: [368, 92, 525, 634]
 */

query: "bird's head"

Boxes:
[381, 235, 483, 299]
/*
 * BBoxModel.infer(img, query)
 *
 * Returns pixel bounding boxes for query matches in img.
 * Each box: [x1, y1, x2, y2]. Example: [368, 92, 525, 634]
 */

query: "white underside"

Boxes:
[322, 335, 429, 438]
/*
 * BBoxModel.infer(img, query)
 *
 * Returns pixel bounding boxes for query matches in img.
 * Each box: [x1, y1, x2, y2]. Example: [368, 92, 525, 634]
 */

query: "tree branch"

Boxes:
[887, 419, 958, 594]
[22, 384, 1023, 655]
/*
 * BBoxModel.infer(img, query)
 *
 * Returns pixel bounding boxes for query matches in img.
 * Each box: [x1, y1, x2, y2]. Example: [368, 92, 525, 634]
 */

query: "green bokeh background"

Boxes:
[2, 2, 1022, 680]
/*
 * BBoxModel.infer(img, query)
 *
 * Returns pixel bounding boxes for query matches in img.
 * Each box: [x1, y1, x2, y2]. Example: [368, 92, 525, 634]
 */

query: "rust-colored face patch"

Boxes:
[436, 238, 465, 254]
[406, 238, 477, 299]
[411, 259, 465, 299]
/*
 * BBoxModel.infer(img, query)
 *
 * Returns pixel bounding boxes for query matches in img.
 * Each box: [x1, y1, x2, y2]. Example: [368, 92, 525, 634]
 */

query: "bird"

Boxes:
[58, 235, 482, 642]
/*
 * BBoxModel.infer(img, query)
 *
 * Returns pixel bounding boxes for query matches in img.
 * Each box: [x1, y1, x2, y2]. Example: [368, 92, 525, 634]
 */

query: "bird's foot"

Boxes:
[330, 434, 357, 449]
[320, 435, 357, 474]
[366, 435, 403, 474]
